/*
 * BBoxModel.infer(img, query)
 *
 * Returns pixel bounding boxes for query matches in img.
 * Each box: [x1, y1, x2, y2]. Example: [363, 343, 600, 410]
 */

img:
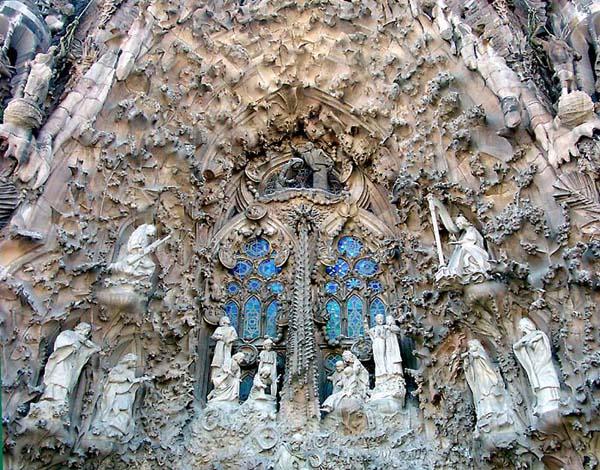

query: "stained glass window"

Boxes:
[266, 300, 278, 338]
[338, 236, 363, 258]
[323, 354, 343, 397]
[324, 235, 387, 341]
[347, 295, 364, 338]
[223, 237, 283, 340]
[325, 299, 342, 341]
[369, 297, 386, 327]
[240, 373, 255, 402]
[243, 296, 261, 339]
[224, 301, 239, 330]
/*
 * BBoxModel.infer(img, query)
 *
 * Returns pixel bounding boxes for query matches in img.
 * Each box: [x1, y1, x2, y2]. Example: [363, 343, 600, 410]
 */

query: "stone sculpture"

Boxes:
[99, 224, 169, 311]
[536, 35, 580, 96]
[513, 318, 561, 416]
[22, 50, 54, 107]
[24, 323, 99, 428]
[108, 224, 159, 282]
[38, 323, 99, 404]
[321, 360, 345, 413]
[463, 340, 517, 443]
[210, 316, 238, 378]
[0, 48, 55, 165]
[258, 338, 278, 397]
[322, 350, 370, 419]
[428, 196, 491, 285]
[207, 352, 245, 405]
[246, 339, 278, 411]
[364, 314, 405, 404]
[91, 353, 151, 442]
[475, 40, 523, 130]
[3, 0, 600, 467]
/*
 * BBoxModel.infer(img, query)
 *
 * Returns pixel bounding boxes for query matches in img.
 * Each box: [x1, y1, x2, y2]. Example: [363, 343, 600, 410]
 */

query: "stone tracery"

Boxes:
[0, 0, 600, 468]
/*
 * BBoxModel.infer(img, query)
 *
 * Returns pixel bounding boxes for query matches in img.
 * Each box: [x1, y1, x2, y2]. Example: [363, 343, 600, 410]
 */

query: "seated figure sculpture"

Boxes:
[428, 196, 492, 286]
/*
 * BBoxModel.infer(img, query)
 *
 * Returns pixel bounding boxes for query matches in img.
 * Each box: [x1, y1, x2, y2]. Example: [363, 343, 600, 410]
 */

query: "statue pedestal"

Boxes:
[96, 283, 146, 314]
[243, 396, 276, 415]
[205, 399, 240, 415]
[18, 400, 70, 444]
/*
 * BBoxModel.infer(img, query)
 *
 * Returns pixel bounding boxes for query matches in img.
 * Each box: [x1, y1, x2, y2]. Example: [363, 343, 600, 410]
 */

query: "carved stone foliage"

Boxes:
[1, 0, 600, 469]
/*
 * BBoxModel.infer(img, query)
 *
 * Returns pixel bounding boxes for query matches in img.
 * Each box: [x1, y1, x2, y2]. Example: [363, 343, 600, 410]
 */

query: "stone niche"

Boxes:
[1, 0, 600, 469]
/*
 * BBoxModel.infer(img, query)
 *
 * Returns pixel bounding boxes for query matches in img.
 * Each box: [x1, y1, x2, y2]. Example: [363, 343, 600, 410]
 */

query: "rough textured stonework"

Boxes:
[1, 0, 600, 468]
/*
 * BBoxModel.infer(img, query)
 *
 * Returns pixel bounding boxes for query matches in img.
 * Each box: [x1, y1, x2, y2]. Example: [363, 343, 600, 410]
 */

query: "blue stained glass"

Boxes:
[244, 238, 270, 258]
[247, 278, 263, 292]
[226, 282, 241, 295]
[224, 301, 239, 330]
[337, 236, 363, 258]
[323, 354, 343, 397]
[232, 260, 253, 279]
[347, 295, 364, 338]
[325, 299, 342, 340]
[268, 282, 284, 295]
[325, 258, 350, 278]
[368, 280, 383, 293]
[243, 296, 261, 339]
[266, 300, 278, 338]
[369, 297, 386, 327]
[355, 258, 379, 277]
[325, 354, 343, 372]
[345, 277, 363, 290]
[325, 281, 339, 295]
[240, 373, 254, 402]
[258, 259, 279, 279]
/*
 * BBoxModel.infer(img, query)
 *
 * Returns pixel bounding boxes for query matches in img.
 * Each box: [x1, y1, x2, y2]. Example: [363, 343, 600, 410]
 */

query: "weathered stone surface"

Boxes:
[1, 0, 600, 468]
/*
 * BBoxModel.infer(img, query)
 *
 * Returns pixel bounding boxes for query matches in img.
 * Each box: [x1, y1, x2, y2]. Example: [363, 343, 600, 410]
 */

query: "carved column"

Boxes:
[280, 205, 320, 425]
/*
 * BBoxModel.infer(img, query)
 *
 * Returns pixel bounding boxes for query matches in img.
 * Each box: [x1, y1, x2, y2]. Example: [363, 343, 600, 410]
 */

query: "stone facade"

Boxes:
[1, 0, 600, 468]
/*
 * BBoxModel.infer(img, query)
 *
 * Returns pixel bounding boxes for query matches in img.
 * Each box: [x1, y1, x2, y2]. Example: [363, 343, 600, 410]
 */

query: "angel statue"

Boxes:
[427, 195, 491, 286]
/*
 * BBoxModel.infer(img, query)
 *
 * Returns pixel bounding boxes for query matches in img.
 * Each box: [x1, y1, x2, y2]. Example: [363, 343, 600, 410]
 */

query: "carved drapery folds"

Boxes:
[4, 1, 600, 469]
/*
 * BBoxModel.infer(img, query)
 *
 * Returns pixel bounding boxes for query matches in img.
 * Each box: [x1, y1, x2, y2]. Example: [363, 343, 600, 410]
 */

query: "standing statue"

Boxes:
[207, 352, 245, 404]
[38, 322, 99, 406]
[321, 360, 345, 413]
[210, 316, 238, 378]
[92, 353, 151, 441]
[513, 318, 561, 416]
[23, 322, 99, 433]
[463, 340, 516, 439]
[364, 314, 403, 379]
[258, 338, 278, 397]
[384, 315, 403, 376]
[364, 314, 405, 404]
[22, 50, 54, 107]
[428, 196, 491, 285]
[246, 339, 278, 411]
